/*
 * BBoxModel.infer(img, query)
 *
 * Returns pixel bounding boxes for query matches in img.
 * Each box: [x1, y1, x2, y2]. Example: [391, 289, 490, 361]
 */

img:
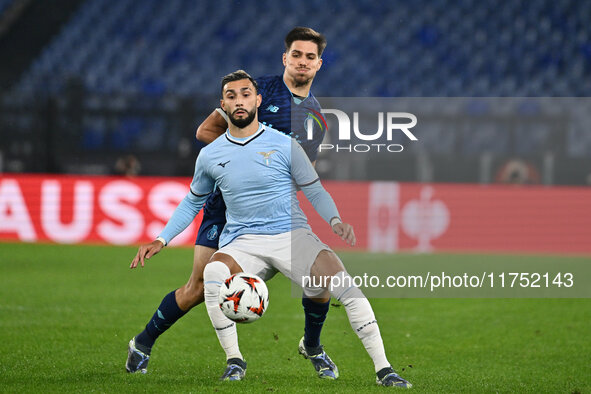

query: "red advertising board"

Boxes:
[302, 182, 591, 254]
[1, 175, 590, 254]
[0, 174, 200, 246]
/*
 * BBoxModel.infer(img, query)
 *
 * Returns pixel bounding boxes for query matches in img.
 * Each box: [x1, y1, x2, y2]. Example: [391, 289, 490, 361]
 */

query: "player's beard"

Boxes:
[292, 74, 313, 88]
[228, 107, 257, 128]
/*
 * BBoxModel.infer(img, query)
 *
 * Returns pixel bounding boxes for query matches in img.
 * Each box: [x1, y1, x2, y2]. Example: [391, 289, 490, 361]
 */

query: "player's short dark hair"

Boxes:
[284, 27, 327, 57]
[220, 69, 258, 97]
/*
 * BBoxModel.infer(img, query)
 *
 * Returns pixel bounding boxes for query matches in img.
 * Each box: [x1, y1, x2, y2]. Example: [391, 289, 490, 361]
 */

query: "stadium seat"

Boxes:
[6, 0, 591, 158]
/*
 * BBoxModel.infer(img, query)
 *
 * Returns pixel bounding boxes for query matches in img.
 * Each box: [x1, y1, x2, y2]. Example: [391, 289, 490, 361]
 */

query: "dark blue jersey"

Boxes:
[256, 75, 324, 162]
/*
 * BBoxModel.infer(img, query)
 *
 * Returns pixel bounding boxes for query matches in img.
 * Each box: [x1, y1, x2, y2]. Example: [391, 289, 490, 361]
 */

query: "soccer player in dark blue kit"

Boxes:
[127, 27, 339, 380]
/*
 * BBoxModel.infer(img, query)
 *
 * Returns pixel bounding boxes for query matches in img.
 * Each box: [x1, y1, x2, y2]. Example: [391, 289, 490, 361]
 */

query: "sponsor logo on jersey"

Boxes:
[266, 104, 280, 113]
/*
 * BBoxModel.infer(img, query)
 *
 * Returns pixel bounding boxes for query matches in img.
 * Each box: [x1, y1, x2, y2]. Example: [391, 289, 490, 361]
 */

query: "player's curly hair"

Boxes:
[220, 70, 259, 97]
[284, 27, 327, 56]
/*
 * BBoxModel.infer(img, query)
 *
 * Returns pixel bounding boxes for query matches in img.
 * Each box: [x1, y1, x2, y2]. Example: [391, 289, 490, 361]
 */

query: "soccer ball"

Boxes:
[218, 272, 269, 323]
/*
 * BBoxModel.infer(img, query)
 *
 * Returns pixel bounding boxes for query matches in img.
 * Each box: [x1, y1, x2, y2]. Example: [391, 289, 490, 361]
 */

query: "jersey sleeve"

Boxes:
[300, 181, 340, 225]
[290, 138, 319, 187]
[290, 138, 341, 225]
[303, 140, 321, 163]
[158, 150, 215, 243]
[190, 150, 215, 197]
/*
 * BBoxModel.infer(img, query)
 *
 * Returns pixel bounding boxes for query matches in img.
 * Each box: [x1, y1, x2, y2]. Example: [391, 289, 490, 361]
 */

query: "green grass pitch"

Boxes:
[1, 242, 589, 393]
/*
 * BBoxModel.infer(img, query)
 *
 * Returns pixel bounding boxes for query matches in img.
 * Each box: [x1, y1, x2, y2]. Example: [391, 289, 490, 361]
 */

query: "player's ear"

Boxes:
[316, 57, 323, 71]
[220, 99, 226, 111]
[256, 94, 262, 108]
[282, 52, 287, 66]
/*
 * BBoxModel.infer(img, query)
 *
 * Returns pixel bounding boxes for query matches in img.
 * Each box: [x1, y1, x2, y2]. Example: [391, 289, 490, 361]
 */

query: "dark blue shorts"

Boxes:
[195, 189, 226, 248]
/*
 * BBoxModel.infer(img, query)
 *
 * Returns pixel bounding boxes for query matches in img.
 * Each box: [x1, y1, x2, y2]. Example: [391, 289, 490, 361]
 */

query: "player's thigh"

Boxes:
[185, 245, 217, 286]
[214, 238, 277, 281]
[305, 251, 345, 299]
[211, 252, 243, 274]
[175, 245, 217, 309]
[275, 229, 336, 297]
[309, 249, 346, 279]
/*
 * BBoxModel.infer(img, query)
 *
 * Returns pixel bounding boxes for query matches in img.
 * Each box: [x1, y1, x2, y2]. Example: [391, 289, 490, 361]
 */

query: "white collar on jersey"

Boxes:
[225, 123, 265, 146]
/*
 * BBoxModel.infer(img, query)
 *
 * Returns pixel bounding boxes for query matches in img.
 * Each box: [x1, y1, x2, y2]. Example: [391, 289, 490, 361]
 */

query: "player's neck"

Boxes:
[228, 120, 260, 139]
[283, 72, 312, 97]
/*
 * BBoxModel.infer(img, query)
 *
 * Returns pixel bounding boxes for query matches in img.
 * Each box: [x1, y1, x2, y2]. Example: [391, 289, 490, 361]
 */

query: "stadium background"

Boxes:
[0, 0, 590, 252]
[0, 1, 590, 392]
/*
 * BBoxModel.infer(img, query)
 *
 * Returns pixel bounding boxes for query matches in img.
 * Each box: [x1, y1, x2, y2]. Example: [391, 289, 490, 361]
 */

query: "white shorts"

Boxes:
[216, 228, 331, 297]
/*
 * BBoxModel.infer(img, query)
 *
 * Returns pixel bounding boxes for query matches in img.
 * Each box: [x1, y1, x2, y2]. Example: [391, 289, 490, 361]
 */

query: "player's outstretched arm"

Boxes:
[130, 239, 165, 268]
[130, 148, 214, 269]
[129, 191, 208, 269]
[196, 109, 228, 143]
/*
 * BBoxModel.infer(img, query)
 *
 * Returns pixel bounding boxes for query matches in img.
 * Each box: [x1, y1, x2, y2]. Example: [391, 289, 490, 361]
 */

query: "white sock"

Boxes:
[203, 261, 243, 361]
[330, 271, 390, 372]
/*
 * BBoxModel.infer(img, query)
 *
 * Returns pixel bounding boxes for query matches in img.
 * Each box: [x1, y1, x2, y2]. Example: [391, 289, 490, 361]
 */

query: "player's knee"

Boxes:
[203, 261, 231, 296]
[328, 270, 365, 301]
[194, 245, 217, 269]
[311, 250, 345, 278]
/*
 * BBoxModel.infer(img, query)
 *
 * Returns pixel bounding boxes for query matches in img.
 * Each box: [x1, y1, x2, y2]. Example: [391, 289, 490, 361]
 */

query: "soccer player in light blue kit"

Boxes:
[131, 70, 411, 388]
[127, 27, 339, 380]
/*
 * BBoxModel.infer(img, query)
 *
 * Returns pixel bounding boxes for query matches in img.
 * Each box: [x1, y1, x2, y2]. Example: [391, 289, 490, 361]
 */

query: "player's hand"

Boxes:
[130, 240, 165, 269]
[332, 222, 356, 246]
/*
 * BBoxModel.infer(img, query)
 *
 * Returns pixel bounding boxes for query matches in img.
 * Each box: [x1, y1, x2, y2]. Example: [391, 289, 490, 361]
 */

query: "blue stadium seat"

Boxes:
[9, 0, 591, 156]
[0, 0, 14, 16]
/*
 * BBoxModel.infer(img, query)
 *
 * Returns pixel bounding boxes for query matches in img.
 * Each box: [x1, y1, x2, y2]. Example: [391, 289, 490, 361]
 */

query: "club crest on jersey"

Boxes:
[206, 225, 219, 241]
[257, 150, 277, 165]
[266, 104, 279, 113]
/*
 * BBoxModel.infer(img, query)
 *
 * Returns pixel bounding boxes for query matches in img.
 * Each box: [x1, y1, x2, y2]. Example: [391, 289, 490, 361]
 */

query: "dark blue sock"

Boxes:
[135, 290, 187, 352]
[302, 297, 330, 350]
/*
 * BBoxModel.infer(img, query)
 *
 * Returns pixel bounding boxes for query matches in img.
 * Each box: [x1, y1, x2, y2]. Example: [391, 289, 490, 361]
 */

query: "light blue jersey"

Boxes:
[159, 123, 339, 247]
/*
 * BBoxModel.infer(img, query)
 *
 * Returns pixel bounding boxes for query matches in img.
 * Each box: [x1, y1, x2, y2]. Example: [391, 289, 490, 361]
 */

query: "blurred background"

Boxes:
[2, 5, 589, 390]
[0, 0, 590, 184]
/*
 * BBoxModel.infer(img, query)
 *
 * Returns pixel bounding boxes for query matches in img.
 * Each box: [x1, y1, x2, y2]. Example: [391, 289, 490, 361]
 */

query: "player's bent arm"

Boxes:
[158, 191, 209, 244]
[291, 139, 339, 223]
[196, 108, 228, 143]
[131, 149, 213, 268]
[300, 181, 340, 225]
[130, 191, 207, 269]
[300, 181, 356, 246]
[291, 139, 356, 245]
